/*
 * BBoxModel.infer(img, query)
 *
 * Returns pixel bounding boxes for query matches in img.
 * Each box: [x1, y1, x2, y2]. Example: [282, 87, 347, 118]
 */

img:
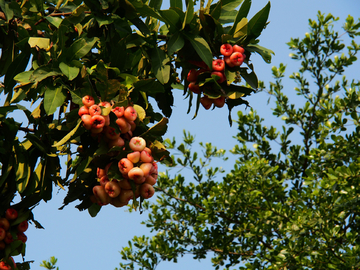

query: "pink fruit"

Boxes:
[140, 163, 153, 177]
[99, 176, 110, 187]
[97, 167, 106, 178]
[140, 183, 155, 199]
[78, 106, 89, 117]
[112, 106, 125, 118]
[116, 117, 131, 134]
[129, 137, 146, 152]
[232, 44, 245, 53]
[145, 175, 157, 186]
[124, 106, 137, 121]
[89, 104, 102, 116]
[105, 180, 121, 198]
[82, 95, 95, 107]
[224, 56, 235, 67]
[211, 71, 226, 84]
[127, 151, 141, 164]
[118, 189, 135, 204]
[104, 126, 120, 140]
[212, 59, 225, 71]
[81, 114, 94, 130]
[91, 115, 106, 129]
[92, 185, 111, 205]
[140, 150, 153, 163]
[108, 137, 125, 148]
[229, 52, 244, 66]
[110, 196, 127, 208]
[128, 167, 145, 184]
[118, 178, 132, 190]
[118, 158, 134, 174]
[98, 101, 111, 107]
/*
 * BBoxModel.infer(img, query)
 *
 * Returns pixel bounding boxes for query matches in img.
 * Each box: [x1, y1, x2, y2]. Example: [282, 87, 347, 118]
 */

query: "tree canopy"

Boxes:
[117, 12, 360, 270]
[0, 0, 273, 268]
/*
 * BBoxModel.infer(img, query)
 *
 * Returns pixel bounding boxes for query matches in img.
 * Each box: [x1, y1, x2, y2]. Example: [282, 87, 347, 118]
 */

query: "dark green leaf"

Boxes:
[247, 1, 270, 40]
[151, 47, 170, 84]
[167, 32, 185, 55]
[44, 84, 67, 115]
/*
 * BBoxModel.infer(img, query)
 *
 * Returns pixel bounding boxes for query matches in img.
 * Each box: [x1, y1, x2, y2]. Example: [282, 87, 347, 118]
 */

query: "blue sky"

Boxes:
[4, 0, 360, 269]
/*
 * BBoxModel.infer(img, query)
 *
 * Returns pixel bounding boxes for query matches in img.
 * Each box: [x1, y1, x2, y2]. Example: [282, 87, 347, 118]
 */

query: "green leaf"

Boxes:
[13, 71, 33, 84]
[167, 32, 185, 55]
[159, 9, 181, 31]
[149, 0, 163, 10]
[185, 34, 213, 70]
[246, 44, 274, 63]
[151, 47, 170, 84]
[170, 0, 182, 10]
[67, 36, 99, 61]
[44, 84, 67, 115]
[13, 142, 31, 193]
[52, 120, 82, 147]
[30, 68, 62, 83]
[233, 18, 248, 39]
[88, 203, 101, 217]
[59, 62, 80, 81]
[45, 16, 63, 28]
[28, 37, 50, 50]
[228, 0, 251, 36]
[182, 0, 194, 30]
[247, 1, 271, 40]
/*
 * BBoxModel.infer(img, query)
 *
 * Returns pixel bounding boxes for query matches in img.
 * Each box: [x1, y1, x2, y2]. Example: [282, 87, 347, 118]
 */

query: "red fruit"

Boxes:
[112, 106, 124, 118]
[214, 96, 226, 108]
[124, 106, 137, 122]
[220, 44, 233, 56]
[4, 232, 13, 244]
[82, 95, 95, 107]
[105, 181, 121, 198]
[140, 183, 155, 199]
[232, 44, 245, 53]
[97, 167, 106, 178]
[104, 114, 110, 126]
[128, 120, 137, 132]
[129, 137, 146, 152]
[16, 232, 27, 243]
[0, 218, 10, 231]
[78, 106, 89, 117]
[5, 209, 17, 220]
[188, 60, 209, 69]
[118, 158, 134, 174]
[0, 228, 5, 241]
[224, 56, 235, 67]
[187, 69, 198, 82]
[229, 52, 244, 66]
[188, 82, 201, 94]
[211, 71, 226, 84]
[200, 95, 213, 110]
[89, 104, 102, 116]
[118, 178, 132, 190]
[17, 220, 29, 233]
[212, 59, 225, 71]
[81, 114, 93, 130]
[91, 115, 106, 129]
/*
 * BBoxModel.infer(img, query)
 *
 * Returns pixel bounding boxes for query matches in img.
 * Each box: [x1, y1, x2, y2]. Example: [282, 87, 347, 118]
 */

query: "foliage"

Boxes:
[0, 0, 272, 267]
[117, 12, 360, 269]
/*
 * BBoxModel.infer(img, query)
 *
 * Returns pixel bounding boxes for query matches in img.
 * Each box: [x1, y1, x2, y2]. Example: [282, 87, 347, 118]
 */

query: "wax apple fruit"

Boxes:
[229, 52, 244, 66]
[82, 95, 95, 107]
[212, 59, 225, 71]
[200, 96, 213, 110]
[220, 43, 233, 56]
[213, 96, 226, 108]
[118, 158, 134, 174]
[0, 228, 5, 241]
[129, 137, 146, 151]
[0, 218, 10, 231]
[5, 208, 17, 220]
[232, 44, 245, 53]
[140, 183, 155, 199]
[17, 220, 29, 233]
[92, 185, 111, 205]
[124, 106, 137, 121]
[187, 69, 198, 82]
[105, 181, 121, 198]
[188, 82, 201, 94]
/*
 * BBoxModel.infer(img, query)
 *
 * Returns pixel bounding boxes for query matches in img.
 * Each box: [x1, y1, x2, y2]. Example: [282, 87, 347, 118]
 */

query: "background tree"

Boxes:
[0, 0, 272, 268]
[118, 12, 360, 270]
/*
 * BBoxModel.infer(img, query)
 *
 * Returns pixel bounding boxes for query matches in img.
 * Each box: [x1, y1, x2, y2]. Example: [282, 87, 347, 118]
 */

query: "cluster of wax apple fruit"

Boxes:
[92, 136, 158, 208]
[187, 44, 246, 110]
[79, 95, 137, 149]
[0, 209, 29, 269]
